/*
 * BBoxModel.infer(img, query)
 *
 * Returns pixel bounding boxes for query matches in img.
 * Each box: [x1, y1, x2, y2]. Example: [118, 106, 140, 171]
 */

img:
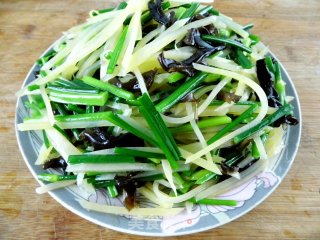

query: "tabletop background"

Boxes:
[0, 0, 319, 239]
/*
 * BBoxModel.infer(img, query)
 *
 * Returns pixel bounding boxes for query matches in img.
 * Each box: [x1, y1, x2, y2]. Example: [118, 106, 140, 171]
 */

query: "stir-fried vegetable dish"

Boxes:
[17, 0, 298, 217]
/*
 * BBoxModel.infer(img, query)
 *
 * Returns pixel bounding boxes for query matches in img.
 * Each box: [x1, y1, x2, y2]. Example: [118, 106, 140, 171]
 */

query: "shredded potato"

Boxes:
[17, 0, 298, 217]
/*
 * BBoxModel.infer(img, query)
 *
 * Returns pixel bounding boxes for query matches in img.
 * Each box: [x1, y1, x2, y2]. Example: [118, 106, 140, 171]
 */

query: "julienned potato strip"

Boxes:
[18, 0, 298, 217]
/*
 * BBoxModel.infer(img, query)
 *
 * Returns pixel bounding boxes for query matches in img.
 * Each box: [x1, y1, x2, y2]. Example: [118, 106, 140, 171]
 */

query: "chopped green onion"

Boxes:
[81, 76, 135, 100]
[156, 72, 208, 113]
[107, 26, 129, 74]
[86, 105, 95, 113]
[135, 174, 164, 182]
[140, 2, 171, 25]
[91, 180, 116, 188]
[180, 3, 191, 8]
[241, 116, 255, 124]
[91, 8, 114, 16]
[243, 23, 254, 31]
[175, 7, 187, 19]
[208, 8, 220, 16]
[139, 93, 181, 169]
[265, 56, 275, 74]
[24, 101, 41, 117]
[32, 95, 46, 109]
[242, 37, 251, 47]
[55, 111, 157, 146]
[28, 85, 40, 91]
[170, 116, 232, 134]
[144, 157, 161, 164]
[53, 124, 70, 140]
[274, 61, 286, 105]
[50, 79, 79, 88]
[234, 104, 293, 143]
[173, 173, 192, 193]
[115, 147, 165, 159]
[162, 1, 171, 10]
[66, 104, 86, 114]
[42, 130, 50, 148]
[167, 72, 186, 83]
[54, 112, 103, 122]
[104, 112, 157, 146]
[191, 169, 211, 181]
[39, 70, 47, 77]
[235, 49, 253, 69]
[208, 50, 223, 60]
[189, 197, 237, 206]
[68, 154, 135, 164]
[49, 90, 109, 106]
[252, 133, 268, 159]
[196, 5, 212, 15]
[36, 49, 56, 67]
[139, 11, 152, 25]
[180, 3, 200, 19]
[86, 172, 108, 177]
[91, 2, 123, 19]
[116, 1, 128, 10]
[209, 100, 228, 106]
[47, 85, 100, 94]
[72, 79, 98, 89]
[178, 182, 193, 194]
[208, 104, 258, 144]
[52, 103, 83, 140]
[196, 172, 219, 185]
[182, 170, 193, 178]
[249, 34, 260, 46]
[204, 73, 221, 83]
[210, 100, 258, 106]
[107, 185, 118, 198]
[219, 28, 231, 38]
[202, 35, 253, 53]
[52, 102, 68, 115]
[172, 172, 186, 189]
[251, 140, 260, 159]
[38, 173, 77, 183]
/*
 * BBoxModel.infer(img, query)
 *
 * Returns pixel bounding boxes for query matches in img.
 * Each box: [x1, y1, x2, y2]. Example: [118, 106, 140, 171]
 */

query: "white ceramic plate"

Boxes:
[16, 40, 301, 236]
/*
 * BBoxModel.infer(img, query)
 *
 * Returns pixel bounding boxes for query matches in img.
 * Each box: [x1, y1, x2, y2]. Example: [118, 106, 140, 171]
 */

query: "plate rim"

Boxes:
[15, 38, 302, 237]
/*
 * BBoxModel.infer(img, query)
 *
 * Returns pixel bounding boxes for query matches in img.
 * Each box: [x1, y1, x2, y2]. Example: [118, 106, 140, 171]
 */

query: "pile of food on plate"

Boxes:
[17, 0, 298, 216]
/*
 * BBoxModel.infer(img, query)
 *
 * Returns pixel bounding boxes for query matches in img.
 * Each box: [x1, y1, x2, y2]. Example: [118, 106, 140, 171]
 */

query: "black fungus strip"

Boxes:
[166, 11, 177, 28]
[189, 15, 218, 35]
[219, 141, 251, 175]
[109, 70, 157, 94]
[141, 70, 157, 90]
[148, 0, 170, 26]
[256, 58, 299, 126]
[158, 45, 225, 77]
[43, 157, 68, 172]
[256, 59, 281, 108]
[80, 128, 144, 150]
[142, 24, 158, 36]
[183, 29, 197, 46]
[282, 115, 299, 125]
[158, 53, 195, 76]
[273, 115, 299, 127]
[115, 174, 145, 210]
[182, 47, 219, 65]
[184, 28, 216, 49]
[217, 92, 241, 103]
[80, 128, 110, 150]
[220, 163, 240, 175]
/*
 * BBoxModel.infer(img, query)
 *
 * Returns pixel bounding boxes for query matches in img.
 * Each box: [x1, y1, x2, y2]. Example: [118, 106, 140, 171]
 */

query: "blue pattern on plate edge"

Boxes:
[16, 45, 301, 236]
